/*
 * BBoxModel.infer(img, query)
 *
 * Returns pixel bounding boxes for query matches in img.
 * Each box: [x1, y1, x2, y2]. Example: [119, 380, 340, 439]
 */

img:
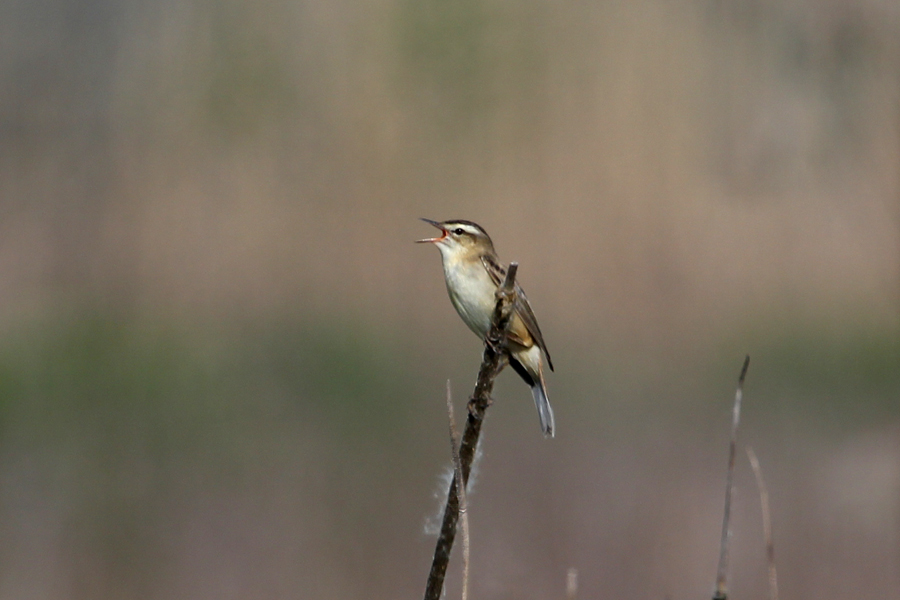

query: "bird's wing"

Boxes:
[481, 254, 554, 371]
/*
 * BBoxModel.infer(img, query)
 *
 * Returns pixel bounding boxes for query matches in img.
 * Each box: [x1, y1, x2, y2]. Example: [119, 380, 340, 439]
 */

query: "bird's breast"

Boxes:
[442, 258, 496, 338]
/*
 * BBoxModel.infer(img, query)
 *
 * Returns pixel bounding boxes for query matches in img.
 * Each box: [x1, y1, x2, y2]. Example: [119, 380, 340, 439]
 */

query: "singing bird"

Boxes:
[417, 219, 555, 437]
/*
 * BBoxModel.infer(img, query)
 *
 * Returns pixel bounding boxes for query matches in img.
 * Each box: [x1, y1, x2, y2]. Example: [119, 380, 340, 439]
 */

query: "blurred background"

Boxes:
[1, 0, 898, 598]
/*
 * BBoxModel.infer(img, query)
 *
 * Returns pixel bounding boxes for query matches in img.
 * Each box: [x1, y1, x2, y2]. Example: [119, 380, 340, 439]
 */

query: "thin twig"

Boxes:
[423, 263, 519, 600]
[445, 380, 470, 600]
[713, 355, 750, 600]
[746, 446, 779, 600]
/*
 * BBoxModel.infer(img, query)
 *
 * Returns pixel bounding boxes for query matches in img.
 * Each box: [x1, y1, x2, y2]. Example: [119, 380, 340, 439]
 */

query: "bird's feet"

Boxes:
[468, 395, 493, 416]
[484, 334, 506, 356]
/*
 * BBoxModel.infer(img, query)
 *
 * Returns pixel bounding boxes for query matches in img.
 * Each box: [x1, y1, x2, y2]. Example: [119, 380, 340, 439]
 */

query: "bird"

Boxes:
[417, 218, 555, 437]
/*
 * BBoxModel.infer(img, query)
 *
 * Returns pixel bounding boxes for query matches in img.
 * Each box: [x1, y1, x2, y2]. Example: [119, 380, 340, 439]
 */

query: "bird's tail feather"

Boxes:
[531, 380, 555, 438]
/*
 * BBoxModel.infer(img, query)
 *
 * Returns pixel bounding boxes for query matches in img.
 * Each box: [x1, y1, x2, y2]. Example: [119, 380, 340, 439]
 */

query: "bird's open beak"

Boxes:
[416, 218, 447, 243]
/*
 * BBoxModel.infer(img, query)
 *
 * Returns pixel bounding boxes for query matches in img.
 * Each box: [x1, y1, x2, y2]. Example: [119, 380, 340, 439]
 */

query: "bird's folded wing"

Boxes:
[481, 254, 554, 371]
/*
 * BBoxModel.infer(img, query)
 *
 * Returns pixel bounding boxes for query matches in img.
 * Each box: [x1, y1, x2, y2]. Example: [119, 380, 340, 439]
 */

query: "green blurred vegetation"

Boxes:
[2, 311, 891, 479]
[0, 314, 428, 465]
[761, 326, 899, 398]
[0, 313, 436, 596]
[715, 319, 900, 428]
[394, 0, 547, 136]
[203, 5, 298, 137]
[0, 316, 210, 453]
[0, 309, 895, 598]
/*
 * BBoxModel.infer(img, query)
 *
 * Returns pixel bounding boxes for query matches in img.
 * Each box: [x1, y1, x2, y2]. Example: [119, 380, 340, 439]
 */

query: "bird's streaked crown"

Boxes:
[417, 218, 494, 251]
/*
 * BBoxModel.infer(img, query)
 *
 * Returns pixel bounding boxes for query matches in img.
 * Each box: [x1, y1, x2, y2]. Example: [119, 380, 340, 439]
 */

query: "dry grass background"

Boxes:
[0, 0, 898, 598]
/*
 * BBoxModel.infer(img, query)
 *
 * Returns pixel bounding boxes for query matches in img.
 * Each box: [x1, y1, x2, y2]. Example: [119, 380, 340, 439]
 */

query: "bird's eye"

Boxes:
[453, 228, 465, 235]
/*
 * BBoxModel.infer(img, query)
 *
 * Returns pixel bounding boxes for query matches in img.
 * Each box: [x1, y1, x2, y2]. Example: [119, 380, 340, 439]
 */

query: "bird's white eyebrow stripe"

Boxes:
[449, 224, 481, 235]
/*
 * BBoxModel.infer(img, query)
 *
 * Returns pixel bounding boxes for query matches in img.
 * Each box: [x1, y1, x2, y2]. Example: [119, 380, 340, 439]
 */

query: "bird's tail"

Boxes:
[531, 377, 555, 438]
[510, 347, 556, 438]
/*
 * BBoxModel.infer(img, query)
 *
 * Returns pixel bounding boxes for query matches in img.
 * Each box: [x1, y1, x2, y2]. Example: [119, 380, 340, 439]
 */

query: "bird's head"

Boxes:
[416, 219, 494, 258]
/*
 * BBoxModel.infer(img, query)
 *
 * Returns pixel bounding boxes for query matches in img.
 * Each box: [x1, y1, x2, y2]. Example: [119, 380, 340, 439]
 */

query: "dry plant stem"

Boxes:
[713, 355, 750, 600]
[445, 380, 470, 600]
[747, 446, 779, 600]
[566, 568, 579, 600]
[423, 262, 519, 600]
